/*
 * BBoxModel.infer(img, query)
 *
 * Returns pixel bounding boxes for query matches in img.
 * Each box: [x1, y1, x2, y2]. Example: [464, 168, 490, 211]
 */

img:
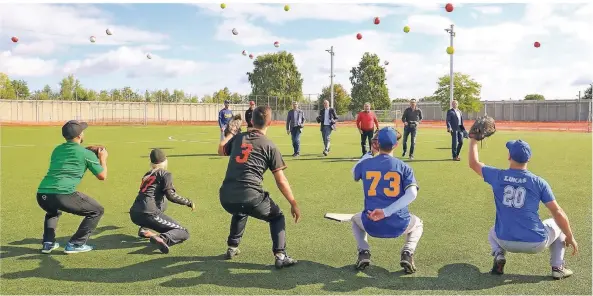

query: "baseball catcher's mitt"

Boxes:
[86, 145, 105, 157]
[468, 116, 496, 141]
[224, 114, 243, 137]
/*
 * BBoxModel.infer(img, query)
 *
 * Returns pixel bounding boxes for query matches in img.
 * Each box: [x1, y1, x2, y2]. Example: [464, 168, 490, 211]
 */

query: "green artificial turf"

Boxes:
[1, 125, 591, 295]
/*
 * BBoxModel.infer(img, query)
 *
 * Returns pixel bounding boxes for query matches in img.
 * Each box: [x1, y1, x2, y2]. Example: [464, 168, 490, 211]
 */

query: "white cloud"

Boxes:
[0, 51, 58, 76]
[472, 6, 503, 15]
[214, 17, 293, 47]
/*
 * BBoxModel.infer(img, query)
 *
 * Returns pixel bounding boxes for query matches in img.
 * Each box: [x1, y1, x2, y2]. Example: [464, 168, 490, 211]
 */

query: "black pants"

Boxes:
[451, 128, 464, 158]
[129, 212, 189, 246]
[402, 126, 417, 156]
[360, 130, 374, 154]
[36, 192, 104, 245]
[220, 192, 286, 254]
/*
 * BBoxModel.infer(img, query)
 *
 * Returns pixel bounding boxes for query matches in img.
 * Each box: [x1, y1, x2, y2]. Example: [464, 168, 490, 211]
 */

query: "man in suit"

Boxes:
[286, 101, 305, 157]
[245, 101, 255, 130]
[316, 100, 338, 156]
[446, 100, 466, 161]
[401, 99, 423, 160]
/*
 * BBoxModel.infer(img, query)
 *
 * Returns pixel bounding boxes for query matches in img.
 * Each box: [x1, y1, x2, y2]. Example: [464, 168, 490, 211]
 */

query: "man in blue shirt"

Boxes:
[468, 137, 578, 280]
[351, 127, 424, 274]
[218, 100, 233, 141]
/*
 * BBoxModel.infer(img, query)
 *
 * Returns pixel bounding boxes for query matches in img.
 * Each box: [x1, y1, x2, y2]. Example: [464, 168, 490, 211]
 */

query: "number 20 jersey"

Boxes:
[354, 154, 419, 238]
[220, 130, 286, 203]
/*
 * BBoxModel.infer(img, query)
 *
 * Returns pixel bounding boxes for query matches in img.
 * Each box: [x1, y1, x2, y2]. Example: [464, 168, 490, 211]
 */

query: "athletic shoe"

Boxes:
[490, 252, 506, 275]
[224, 247, 240, 260]
[149, 235, 170, 254]
[274, 253, 297, 269]
[41, 242, 60, 254]
[400, 251, 417, 274]
[323, 150, 328, 156]
[355, 250, 371, 270]
[402, 152, 406, 157]
[64, 243, 93, 254]
[409, 155, 414, 160]
[552, 266, 574, 280]
[138, 227, 155, 239]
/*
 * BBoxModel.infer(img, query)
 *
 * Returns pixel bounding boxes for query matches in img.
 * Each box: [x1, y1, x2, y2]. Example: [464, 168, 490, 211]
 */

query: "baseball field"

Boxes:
[0, 124, 591, 295]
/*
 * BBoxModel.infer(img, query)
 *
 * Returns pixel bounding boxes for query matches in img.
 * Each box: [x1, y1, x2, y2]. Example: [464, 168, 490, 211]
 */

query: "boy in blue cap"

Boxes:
[468, 137, 578, 279]
[351, 127, 424, 273]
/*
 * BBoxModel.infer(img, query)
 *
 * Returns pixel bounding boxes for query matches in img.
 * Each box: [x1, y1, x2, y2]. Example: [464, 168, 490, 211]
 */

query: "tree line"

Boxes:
[2, 50, 590, 115]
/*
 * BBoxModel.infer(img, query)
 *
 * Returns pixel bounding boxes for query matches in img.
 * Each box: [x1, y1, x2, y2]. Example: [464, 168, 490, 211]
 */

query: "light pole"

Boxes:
[325, 46, 335, 108]
[445, 24, 456, 108]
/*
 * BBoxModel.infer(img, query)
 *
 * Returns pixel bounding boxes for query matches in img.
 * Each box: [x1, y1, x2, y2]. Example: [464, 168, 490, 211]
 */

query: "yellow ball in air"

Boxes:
[403, 26, 410, 33]
[446, 46, 455, 55]
[220, 3, 226, 9]
[284, 5, 290, 11]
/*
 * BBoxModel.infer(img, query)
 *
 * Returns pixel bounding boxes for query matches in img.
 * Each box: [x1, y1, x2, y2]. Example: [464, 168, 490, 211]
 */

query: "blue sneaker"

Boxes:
[63, 243, 93, 254]
[41, 242, 60, 254]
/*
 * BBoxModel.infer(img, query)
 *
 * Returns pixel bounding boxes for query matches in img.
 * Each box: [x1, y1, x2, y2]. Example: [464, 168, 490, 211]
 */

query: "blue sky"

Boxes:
[0, 2, 591, 100]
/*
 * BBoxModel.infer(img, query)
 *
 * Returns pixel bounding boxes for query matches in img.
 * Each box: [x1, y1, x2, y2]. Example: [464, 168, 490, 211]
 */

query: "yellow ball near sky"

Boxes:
[220, 3, 226, 9]
[284, 5, 290, 11]
[403, 26, 410, 33]
[446, 46, 455, 54]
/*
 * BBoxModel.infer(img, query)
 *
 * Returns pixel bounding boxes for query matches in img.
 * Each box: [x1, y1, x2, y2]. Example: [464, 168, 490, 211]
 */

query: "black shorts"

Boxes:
[37, 192, 104, 217]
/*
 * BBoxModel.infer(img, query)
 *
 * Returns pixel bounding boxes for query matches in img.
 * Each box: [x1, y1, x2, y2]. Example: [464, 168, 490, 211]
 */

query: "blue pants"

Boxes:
[402, 126, 417, 156]
[321, 125, 333, 151]
[290, 127, 302, 154]
[451, 129, 464, 158]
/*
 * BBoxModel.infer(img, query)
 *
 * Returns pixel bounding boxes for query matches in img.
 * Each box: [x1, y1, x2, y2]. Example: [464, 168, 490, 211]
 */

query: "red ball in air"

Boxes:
[11, 36, 18, 43]
[356, 33, 362, 40]
[534, 41, 541, 48]
[374, 17, 380, 25]
[445, 3, 454, 12]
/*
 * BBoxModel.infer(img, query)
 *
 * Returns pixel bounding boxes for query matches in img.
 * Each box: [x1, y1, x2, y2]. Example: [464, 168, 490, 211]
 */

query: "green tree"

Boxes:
[86, 89, 98, 101]
[583, 85, 592, 100]
[213, 87, 231, 103]
[189, 95, 199, 103]
[349, 52, 390, 113]
[391, 98, 410, 103]
[432, 72, 482, 112]
[172, 89, 186, 102]
[59, 74, 79, 100]
[317, 84, 352, 115]
[230, 92, 242, 104]
[247, 51, 304, 110]
[98, 90, 110, 101]
[11, 80, 30, 99]
[524, 94, 545, 101]
[0, 73, 16, 99]
[201, 94, 214, 103]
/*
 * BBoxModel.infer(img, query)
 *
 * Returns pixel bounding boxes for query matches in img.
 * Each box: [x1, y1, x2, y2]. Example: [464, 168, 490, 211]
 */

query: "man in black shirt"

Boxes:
[129, 149, 195, 254]
[401, 99, 423, 160]
[244, 100, 255, 130]
[218, 106, 301, 269]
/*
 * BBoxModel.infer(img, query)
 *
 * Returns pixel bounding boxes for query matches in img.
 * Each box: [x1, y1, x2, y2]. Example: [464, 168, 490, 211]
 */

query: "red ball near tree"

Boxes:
[356, 33, 362, 40]
[445, 3, 454, 12]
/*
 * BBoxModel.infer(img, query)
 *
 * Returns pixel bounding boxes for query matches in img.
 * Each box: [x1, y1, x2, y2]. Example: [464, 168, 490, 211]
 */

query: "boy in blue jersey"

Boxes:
[351, 127, 424, 273]
[468, 137, 578, 280]
[218, 100, 233, 141]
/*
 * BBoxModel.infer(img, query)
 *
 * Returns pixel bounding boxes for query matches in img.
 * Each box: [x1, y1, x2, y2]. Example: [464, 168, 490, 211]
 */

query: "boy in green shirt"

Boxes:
[37, 120, 108, 254]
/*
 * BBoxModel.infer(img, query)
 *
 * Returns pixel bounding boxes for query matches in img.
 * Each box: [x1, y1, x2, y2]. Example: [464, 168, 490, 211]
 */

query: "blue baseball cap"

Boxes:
[506, 140, 531, 163]
[378, 127, 398, 149]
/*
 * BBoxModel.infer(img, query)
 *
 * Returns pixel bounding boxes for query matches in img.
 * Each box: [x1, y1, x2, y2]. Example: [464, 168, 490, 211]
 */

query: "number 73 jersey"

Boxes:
[353, 154, 419, 238]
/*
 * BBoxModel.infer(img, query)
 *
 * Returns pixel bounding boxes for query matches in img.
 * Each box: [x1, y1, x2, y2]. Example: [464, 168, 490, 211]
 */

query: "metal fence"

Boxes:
[0, 99, 591, 124]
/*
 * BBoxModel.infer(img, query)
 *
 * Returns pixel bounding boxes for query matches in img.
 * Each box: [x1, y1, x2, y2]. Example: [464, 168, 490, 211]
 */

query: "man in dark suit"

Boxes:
[286, 101, 305, 157]
[446, 100, 466, 161]
[244, 101, 255, 130]
[316, 100, 338, 156]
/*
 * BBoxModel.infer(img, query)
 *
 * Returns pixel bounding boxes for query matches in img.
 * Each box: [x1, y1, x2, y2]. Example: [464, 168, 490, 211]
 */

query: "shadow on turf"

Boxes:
[1, 253, 551, 292]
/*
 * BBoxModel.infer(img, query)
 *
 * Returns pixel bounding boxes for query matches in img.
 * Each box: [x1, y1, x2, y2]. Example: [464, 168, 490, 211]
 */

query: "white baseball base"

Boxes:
[324, 213, 354, 222]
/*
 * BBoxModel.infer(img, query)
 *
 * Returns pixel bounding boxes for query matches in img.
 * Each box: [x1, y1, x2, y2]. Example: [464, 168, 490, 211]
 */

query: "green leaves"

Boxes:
[317, 84, 352, 115]
[524, 94, 545, 101]
[432, 72, 482, 112]
[349, 52, 390, 113]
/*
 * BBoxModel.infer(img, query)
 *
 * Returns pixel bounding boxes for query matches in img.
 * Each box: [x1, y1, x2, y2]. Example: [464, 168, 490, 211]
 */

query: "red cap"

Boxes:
[249, 101, 255, 105]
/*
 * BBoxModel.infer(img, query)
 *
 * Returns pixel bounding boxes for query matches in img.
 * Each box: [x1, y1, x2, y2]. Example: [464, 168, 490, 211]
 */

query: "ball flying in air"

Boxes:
[146, 53, 152, 59]
[220, 3, 226, 9]
[232, 28, 238, 35]
[106, 28, 113, 35]
[274, 41, 279, 48]
[446, 46, 455, 55]
[90, 36, 96, 43]
[249, 54, 254, 59]
[374, 17, 380, 25]
[356, 33, 362, 40]
[242, 50, 247, 56]
[284, 5, 290, 11]
[11, 36, 18, 43]
[445, 3, 454, 12]
[403, 26, 410, 33]
[384, 60, 389, 66]
[534, 41, 541, 48]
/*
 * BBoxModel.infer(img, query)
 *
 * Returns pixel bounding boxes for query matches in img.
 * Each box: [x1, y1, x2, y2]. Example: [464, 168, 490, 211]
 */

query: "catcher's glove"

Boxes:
[469, 116, 496, 141]
[86, 145, 106, 157]
[224, 114, 243, 137]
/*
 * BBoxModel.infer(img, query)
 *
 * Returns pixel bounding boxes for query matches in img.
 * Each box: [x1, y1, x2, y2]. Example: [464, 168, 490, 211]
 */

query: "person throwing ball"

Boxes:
[218, 106, 301, 269]
[129, 149, 195, 254]
[351, 127, 424, 273]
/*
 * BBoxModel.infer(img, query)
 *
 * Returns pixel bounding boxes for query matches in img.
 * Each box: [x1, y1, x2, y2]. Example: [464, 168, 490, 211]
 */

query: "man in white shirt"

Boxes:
[446, 100, 466, 161]
[316, 100, 338, 156]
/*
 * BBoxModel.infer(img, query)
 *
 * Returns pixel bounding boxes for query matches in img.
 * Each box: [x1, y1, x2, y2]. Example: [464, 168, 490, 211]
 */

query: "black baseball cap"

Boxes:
[150, 149, 167, 164]
[62, 120, 88, 139]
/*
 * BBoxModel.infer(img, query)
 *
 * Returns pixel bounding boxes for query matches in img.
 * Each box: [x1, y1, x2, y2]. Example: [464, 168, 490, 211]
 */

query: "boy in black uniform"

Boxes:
[129, 149, 195, 254]
[217, 106, 301, 269]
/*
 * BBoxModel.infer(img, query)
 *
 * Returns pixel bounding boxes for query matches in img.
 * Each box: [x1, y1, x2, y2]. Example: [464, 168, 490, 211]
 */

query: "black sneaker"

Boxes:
[224, 247, 240, 260]
[402, 152, 406, 157]
[323, 150, 328, 156]
[409, 155, 414, 160]
[400, 251, 417, 274]
[274, 253, 297, 269]
[355, 250, 371, 270]
[149, 235, 170, 254]
[490, 252, 506, 275]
